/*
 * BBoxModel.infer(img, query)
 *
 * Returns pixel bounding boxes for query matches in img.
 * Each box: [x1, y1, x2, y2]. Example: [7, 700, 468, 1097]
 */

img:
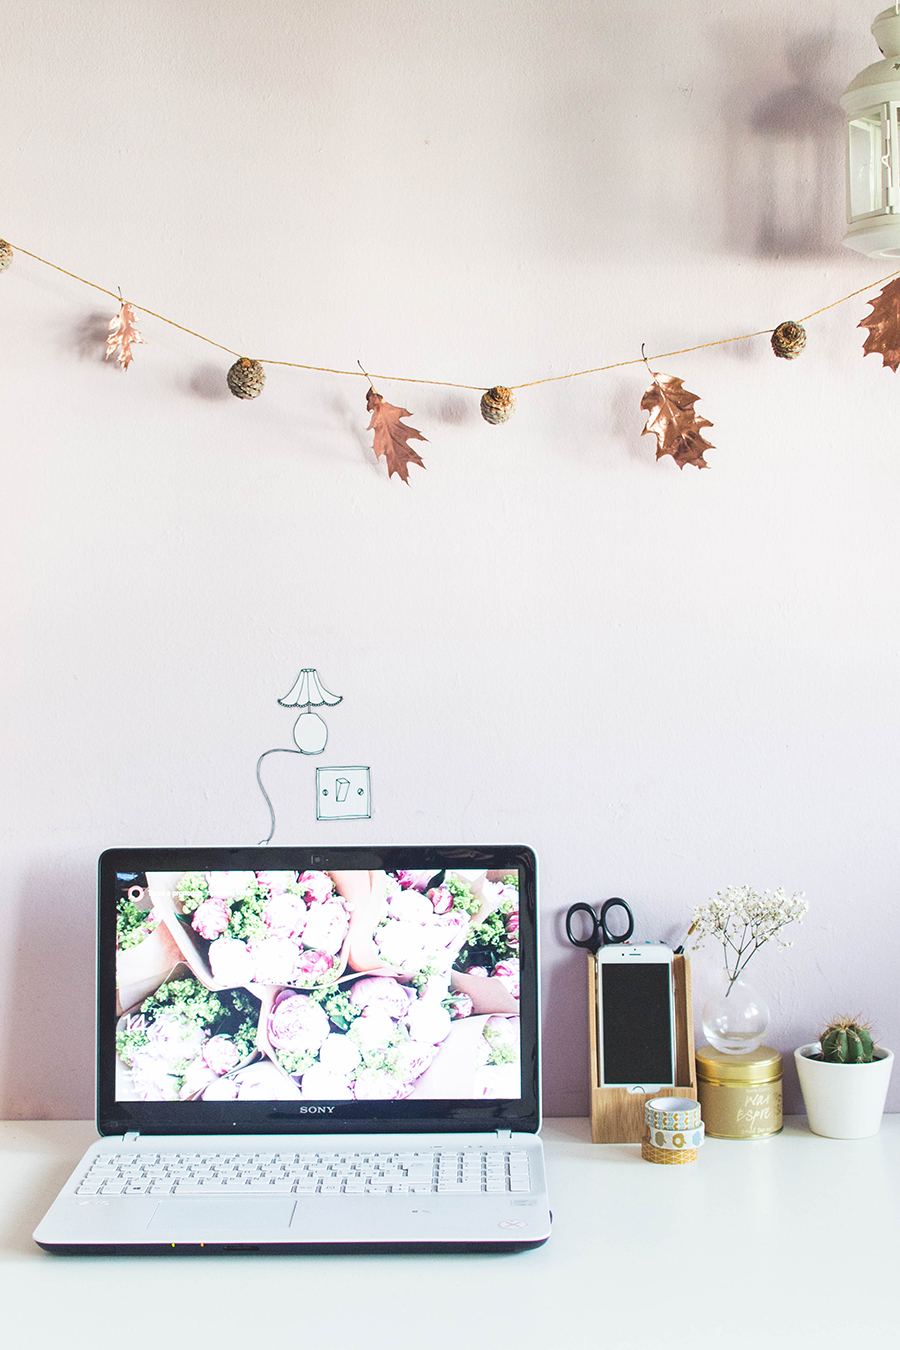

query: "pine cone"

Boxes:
[480, 385, 516, 424]
[0, 240, 13, 273]
[227, 357, 266, 399]
[771, 320, 807, 360]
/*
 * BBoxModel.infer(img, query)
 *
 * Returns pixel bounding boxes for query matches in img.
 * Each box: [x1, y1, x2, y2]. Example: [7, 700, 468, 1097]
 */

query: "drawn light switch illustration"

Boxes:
[316, 766, 371, 821]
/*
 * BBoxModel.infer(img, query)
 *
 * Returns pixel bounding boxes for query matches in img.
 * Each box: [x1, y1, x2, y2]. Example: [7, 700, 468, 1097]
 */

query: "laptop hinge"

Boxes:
[495, 1129, 512, 1140]
[124, 1131, 140, 1142]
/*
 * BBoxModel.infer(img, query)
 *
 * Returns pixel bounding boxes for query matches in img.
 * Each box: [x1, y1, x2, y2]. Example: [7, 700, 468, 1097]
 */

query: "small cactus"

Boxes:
[819, 1016, 875, 1064]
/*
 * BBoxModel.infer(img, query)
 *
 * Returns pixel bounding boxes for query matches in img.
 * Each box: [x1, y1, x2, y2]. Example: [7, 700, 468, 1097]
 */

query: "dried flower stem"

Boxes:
[690, 886, 807, 992]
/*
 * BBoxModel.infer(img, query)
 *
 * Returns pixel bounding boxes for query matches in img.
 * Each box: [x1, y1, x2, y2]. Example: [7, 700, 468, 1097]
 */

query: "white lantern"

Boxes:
[842, 7, 900, 256]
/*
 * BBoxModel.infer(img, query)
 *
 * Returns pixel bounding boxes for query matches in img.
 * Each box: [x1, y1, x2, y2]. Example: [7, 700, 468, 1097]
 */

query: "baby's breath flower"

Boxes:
[690, 885, 807, 988]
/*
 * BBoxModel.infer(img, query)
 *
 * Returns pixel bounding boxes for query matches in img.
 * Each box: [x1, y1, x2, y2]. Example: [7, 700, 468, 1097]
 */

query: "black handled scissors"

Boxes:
[565, 898, 635, 953]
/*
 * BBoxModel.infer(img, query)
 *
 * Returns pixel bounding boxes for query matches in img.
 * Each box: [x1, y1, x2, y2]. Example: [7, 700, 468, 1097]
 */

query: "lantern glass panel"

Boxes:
[848, 113, 883, 219]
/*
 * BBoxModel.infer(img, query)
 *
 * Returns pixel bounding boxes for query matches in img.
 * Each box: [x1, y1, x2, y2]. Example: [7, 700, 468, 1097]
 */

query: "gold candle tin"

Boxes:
[696, 1046, 783, 1139]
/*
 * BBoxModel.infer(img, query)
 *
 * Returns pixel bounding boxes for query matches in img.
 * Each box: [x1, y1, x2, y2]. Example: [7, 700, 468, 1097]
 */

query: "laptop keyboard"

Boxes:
[75, 1147, 532, 1197]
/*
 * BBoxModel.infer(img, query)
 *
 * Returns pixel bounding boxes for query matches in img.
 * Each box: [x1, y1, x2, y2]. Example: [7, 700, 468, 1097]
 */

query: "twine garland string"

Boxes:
[6, 240, 900, 394]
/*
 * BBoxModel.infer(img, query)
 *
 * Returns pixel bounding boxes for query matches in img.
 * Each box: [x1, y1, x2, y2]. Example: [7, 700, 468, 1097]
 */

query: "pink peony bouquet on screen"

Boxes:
[116, 976, 258, 1101]
[265, 975, 458, 1101]
[370, 872, 480, 980]
[175, 870, 350, 989]
[475, 1014, 521, 1097]
[454, 874, 520, 991]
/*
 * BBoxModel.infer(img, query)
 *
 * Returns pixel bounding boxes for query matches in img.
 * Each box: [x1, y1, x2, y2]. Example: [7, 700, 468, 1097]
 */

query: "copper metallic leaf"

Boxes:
[366, 388, 427, 484]
[105, 302, 145, 370]
[859, 277, 900, 372]
[640, 371, 714, 470]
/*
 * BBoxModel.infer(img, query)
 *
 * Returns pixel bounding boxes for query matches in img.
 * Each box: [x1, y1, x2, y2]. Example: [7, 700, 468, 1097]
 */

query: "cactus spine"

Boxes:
[819, 1016, 875, 1064]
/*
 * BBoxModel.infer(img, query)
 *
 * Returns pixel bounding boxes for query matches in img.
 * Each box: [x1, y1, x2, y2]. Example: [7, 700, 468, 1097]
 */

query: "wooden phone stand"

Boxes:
[587, 952, 697, 1143]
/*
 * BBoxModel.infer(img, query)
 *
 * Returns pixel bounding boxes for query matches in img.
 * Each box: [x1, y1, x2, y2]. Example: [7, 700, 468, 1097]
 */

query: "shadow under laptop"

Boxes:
[0, 1123, 97, 1256]
[0, 857, 96, 1122]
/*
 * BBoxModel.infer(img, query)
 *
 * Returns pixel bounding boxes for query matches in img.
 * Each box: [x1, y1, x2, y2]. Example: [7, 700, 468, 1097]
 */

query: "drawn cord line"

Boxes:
[255, 747, 304, 846]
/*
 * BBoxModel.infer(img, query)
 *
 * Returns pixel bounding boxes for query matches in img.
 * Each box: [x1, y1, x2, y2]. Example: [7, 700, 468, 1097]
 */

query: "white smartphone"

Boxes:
[595, 944, 676, 1093]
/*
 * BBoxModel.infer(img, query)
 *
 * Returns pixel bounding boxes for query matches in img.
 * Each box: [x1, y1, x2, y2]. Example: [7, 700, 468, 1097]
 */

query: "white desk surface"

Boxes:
[1, 1116, 897, 1349]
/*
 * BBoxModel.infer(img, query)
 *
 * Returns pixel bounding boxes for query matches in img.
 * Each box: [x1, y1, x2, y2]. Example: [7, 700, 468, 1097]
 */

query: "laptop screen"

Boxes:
[98, 846, 539, 1136]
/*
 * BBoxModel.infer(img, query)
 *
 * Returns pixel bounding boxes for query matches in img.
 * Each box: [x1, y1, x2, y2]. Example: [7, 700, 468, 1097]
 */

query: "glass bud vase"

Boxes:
[701, 977, 770, 1054]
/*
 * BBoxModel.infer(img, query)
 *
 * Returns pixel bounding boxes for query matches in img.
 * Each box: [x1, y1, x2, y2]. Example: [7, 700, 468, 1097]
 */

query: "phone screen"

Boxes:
[600, 962, 674, 1086]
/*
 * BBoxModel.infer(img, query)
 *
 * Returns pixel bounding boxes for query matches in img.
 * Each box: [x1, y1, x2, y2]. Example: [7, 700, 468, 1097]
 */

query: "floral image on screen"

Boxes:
[116, 873, 160, 951]
[114, 866, 522, 1103]
[175, 869, 350, 988]
[116, 976, 259, 1101]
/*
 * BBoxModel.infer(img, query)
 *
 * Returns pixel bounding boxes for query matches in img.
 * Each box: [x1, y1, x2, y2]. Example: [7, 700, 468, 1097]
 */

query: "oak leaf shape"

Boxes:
[859, 277, 900, 371]
[640, 370, 714, 469]
[366, 387, 427, 483]
[106, 301, 145, 370]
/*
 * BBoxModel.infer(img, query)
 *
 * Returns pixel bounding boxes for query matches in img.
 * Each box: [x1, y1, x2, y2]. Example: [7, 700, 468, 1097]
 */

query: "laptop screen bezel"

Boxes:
[97, 844, 539, 1136]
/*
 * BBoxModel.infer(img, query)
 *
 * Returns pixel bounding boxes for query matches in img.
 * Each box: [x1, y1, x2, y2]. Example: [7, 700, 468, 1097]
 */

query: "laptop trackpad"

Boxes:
[148, 1198, 296, 1232]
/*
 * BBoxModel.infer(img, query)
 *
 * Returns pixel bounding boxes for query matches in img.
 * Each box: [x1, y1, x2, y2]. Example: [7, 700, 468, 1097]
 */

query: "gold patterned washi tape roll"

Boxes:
[641, 1122, 704, 1165]
[648, 1124, 705, 1150]
[645, 1096, 702, 1132]
[642, 1098, 704, 1164]
[642, 1140, 697, 1165]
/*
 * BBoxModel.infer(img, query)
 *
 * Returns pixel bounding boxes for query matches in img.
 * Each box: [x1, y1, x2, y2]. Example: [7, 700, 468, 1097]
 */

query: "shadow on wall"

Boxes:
[542, 921, 591, 1118]
[187, 363, 232, 402]
[70, 311, 112, 363]
[0, 859, 96, 1119]
[64, 317, 238, 405]
[715, 28, 847, 259]
[526, 18, 848, 260]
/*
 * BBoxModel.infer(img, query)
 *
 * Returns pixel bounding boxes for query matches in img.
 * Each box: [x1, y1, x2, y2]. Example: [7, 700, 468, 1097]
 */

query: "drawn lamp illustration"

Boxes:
[278, 668, 342, 754]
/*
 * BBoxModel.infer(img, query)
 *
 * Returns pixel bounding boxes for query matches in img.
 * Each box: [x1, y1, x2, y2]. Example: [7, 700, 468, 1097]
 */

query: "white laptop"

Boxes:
[34, 844, 550, 1254]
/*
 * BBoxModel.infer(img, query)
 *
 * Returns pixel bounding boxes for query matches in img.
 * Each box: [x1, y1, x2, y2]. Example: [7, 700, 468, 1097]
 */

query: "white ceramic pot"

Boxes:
[794, 1044, 894, 1139]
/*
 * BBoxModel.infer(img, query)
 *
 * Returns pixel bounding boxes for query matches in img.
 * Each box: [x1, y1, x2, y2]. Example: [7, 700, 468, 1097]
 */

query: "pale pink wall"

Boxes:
[1, 0, 898, 1119]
